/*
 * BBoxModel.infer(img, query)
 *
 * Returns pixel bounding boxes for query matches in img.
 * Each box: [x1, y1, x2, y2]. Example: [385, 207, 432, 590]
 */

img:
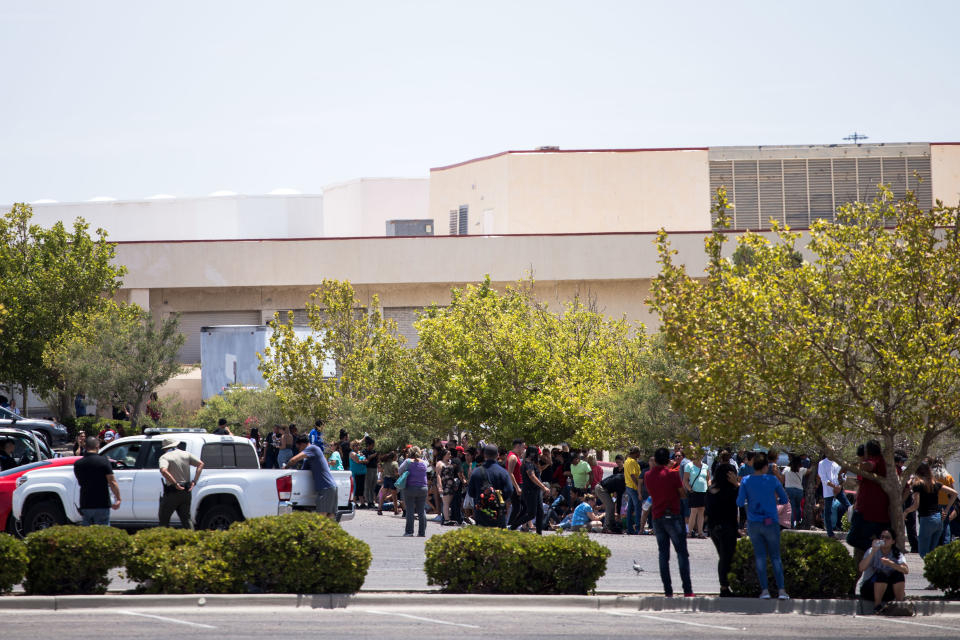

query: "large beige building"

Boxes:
[429, 142, 960, 236]
[11, 142, 960, 413]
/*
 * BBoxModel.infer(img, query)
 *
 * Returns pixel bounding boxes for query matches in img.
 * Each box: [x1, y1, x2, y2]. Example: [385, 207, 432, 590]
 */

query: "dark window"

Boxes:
[458, 205, 469, 235]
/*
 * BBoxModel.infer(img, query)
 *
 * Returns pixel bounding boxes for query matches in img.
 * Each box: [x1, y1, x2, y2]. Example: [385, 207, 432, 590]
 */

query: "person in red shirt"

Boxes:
[847, 440, 891, 581]
[644, 447, 694, 597]
[506, 438, 525, 526]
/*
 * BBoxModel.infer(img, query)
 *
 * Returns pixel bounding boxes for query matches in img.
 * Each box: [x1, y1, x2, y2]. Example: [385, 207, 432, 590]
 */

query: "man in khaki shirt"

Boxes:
[158, 437, 204, 528]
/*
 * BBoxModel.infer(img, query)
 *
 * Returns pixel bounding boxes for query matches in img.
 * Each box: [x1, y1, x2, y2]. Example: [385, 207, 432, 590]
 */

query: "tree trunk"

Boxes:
[882, 473, 907, 550]
[801, 456, 820, 529]
[20, 384, 28, 418]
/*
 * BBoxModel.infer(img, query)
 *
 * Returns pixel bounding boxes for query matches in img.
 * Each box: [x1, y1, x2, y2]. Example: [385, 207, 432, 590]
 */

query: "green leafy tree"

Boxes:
[0, 203, 126, 414]
[649, 186, 960, 543]
[192, 385, 288, 433]
[44, 302, 185, 429]
[415, 276, 645, 448]
[603, 335, 696, 453]
[259, 279, 433, 447]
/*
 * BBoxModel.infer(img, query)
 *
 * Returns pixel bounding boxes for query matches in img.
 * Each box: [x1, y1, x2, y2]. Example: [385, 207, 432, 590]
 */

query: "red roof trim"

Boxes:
[430, 147, 710, 172]
[930, 142, 960, 146]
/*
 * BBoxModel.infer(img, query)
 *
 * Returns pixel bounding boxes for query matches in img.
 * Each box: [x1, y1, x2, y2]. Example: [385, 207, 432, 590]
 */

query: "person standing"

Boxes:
[158, 437, 204, 528]
[783, 456, 808, 529]
[818, 452, 850, 538]
[623, 447, 642, 535]
[362, 436, 380, 511]
[645, 447, 694, 597]
[308, 419, 324, 449]
[285, 435, 338, 518]
[683, 452, 710, 538]
[569, 451, 593, 491]
[847, 441, 891, 580]
[213, 418, 231, 435]
[73, 436, 121, 526]
[398, 447, 429, 536]
[737, 452, 790, 599]
[510, 446, 550, 534]
[468, 444, 515, 528]
[705, 462, 740, 597]
[905, 462, 958, 558]
[505, 438, 525, 525]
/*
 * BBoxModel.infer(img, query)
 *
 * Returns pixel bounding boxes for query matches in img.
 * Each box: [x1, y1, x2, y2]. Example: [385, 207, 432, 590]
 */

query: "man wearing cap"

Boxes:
[158, 437, 204, 528]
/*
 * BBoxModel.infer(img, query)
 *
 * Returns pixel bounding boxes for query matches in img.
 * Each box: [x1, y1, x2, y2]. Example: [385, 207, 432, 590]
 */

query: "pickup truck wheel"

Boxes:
[22, 499, 67, 534]
[199, 504, 241, 530]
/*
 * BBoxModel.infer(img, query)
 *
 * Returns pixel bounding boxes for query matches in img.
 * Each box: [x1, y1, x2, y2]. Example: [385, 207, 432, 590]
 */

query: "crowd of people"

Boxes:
[256, 427, 957, 608]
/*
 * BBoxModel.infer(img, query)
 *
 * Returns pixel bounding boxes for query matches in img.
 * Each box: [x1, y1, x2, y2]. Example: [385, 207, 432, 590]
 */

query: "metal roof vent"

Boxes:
[536, 146, 560, 151]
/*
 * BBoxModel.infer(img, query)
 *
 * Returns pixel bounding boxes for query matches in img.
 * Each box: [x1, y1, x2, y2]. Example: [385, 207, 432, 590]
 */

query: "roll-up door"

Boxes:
[176, 310, 261, 364]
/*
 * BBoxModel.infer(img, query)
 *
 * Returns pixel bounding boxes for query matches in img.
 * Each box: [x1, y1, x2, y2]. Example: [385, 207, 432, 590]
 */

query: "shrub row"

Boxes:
[424, 527, 610, 594]
[728, 531, 856, 598]
[0, 512, 371, 595]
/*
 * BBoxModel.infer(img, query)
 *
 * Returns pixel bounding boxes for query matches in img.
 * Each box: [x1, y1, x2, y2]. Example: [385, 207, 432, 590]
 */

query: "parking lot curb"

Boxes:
[0, 592, 957, 615]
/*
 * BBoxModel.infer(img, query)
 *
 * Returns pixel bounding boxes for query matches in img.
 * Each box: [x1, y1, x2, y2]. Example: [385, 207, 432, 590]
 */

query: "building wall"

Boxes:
[931, 143, 960, 206]
[25, 195, 324, 242]
[429, 149, 711, 235]
[322, 178, 429, 237]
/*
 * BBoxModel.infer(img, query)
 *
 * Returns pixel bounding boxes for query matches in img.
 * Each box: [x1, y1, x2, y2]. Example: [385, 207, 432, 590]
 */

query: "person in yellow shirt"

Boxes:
[624, 447, 642, 535]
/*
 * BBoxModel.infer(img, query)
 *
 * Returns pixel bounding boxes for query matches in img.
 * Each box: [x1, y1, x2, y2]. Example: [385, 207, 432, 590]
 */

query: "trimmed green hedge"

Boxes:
[226, 512, 371, 594]
[24, 525, 130, 595]
[125, 513, 370, 594]
[424, 527, 610, 594]
[0, 534, 28, 593]
[125, 527, 204, 590]
[924, 539, 960, 599]
[729, 531, 855, 598]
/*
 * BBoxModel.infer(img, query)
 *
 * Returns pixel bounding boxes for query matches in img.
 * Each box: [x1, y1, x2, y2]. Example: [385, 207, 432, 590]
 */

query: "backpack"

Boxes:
[474, 466, 505, 523]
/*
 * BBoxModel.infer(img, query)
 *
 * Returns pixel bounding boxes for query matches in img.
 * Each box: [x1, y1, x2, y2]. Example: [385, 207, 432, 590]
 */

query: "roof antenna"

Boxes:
[843, 132, 868, 145]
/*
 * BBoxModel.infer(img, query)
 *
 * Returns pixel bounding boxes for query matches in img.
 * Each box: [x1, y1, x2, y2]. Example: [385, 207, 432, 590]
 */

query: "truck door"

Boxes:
[99, 440, 143, 521]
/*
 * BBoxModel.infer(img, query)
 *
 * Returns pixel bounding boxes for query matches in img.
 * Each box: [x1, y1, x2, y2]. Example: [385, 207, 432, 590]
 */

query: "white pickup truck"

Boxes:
[12, 429, 354, 533]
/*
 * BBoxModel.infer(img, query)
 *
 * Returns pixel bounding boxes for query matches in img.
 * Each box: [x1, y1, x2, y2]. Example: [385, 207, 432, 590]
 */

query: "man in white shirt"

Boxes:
[817, 452, 851, 538]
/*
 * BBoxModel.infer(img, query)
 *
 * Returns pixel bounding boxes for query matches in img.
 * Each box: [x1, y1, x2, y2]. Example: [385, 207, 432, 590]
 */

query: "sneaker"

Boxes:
[683, 593, 696, 598]
[760, 589, 771, 599]
[432, 514, 443, 522]
[873, 603, 886, 615]
[719, 587, 733, 598]
[403, 532, 413, 537]
[778, 589, 789, 600]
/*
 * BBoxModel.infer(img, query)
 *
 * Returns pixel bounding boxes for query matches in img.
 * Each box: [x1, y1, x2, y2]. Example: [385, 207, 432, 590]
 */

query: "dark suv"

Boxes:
[0, 406, 68, 446]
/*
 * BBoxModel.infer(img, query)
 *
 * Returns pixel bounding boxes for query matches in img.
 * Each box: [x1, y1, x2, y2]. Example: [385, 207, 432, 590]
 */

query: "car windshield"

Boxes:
[0, 460, 50, 477]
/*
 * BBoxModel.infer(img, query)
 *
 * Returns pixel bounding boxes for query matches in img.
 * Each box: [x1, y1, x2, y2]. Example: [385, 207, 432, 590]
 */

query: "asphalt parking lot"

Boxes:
[3, 605, 960, 640]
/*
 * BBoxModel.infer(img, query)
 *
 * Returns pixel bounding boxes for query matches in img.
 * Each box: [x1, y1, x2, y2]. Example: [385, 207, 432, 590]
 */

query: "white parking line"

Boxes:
[605, 610, 738, 631]
[364, 609, 480, 628]
[116, 610, 217, 629]
[879, 617, 960, 632]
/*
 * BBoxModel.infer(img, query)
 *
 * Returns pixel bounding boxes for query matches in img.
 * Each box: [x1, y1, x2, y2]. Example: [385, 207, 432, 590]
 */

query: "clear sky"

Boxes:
[2, 0, 958, 203]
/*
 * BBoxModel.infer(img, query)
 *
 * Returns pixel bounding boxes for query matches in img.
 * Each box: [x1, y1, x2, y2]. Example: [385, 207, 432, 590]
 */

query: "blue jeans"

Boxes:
[824, 492, 850, 537]
[624, 487, 640, 534]
[747, 520, 785, 591]
[652, 515, 692, 596]
[80, 508, 110, 526]
[786, 487, 803, 528]
[918, 513, 942, 558]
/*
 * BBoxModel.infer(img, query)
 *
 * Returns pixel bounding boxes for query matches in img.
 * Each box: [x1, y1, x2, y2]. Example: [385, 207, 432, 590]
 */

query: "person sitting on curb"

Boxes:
[858, 526, 909, 614]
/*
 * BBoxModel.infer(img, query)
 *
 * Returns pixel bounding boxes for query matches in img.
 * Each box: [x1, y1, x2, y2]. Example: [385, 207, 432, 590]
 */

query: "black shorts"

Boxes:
[846, 511, 890, 551]
[688, 492, 706, 508]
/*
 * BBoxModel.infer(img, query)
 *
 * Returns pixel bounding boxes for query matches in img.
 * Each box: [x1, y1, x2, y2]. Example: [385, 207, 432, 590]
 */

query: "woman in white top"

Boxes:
[783, 455, 807, 529]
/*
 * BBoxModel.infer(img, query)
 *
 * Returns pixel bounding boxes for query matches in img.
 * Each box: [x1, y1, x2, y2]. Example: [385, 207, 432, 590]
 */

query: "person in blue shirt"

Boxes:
[736, 452, 790, 600]
[569, 493, 602, 532]
[308, 419, 324, 449]
[286, 436, 338, 518]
